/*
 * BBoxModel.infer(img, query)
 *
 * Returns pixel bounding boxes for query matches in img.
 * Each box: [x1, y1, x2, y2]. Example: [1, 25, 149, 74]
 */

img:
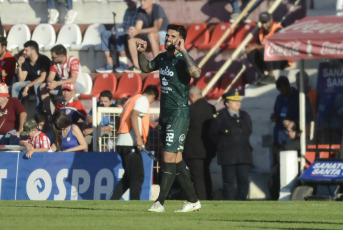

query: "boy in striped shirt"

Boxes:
[19, 119, 50, 159]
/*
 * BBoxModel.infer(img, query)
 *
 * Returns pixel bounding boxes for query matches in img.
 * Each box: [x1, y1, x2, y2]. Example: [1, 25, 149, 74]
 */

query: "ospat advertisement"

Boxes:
[0, 152, 153, 200]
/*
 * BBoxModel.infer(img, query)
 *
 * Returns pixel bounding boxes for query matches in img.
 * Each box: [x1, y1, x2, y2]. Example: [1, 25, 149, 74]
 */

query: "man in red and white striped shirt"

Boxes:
[39, 44, 85, 114]
[19, 119, 50, 159]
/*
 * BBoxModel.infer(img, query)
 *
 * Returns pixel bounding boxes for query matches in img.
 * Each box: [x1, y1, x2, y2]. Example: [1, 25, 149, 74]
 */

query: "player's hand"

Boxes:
[136, 39, 147, 52]
[174, 38, 186, 52]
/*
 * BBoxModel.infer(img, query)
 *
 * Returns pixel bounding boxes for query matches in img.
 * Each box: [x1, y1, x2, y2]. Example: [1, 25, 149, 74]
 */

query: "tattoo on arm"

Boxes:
[138, 52, 151, 73]
[180, 50, 201, 78]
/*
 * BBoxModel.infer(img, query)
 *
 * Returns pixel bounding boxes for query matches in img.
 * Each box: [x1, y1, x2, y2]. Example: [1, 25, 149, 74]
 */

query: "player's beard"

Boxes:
[166, 44, 176, 52]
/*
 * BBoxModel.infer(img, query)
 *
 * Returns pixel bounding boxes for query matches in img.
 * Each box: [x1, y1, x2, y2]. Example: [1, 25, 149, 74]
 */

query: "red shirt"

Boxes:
[24, 131, 50, 149]
[0, 51, 16, 85]
[0, 97, 26, 134]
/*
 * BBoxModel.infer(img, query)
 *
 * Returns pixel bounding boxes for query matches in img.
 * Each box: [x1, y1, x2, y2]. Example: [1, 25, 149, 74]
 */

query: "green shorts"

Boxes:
[159, 116, 189, 153]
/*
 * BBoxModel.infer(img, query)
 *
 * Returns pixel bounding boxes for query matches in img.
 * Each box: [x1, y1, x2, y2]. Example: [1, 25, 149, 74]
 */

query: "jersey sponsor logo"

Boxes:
[160, 66, 174, 77]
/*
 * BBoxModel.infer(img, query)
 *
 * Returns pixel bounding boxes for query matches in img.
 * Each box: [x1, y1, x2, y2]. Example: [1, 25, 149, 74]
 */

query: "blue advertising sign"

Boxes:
[317, 61, 343, 93]
[300, 160, 343, 183]
[0, 151, 153, 200]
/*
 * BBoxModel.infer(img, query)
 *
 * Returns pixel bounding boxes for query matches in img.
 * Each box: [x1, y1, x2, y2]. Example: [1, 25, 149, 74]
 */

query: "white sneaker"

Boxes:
[48, 9, 59, 24]
[175, 200, 201, 212]
[148, 201, 165, 212]
[65, 9, 77, 24]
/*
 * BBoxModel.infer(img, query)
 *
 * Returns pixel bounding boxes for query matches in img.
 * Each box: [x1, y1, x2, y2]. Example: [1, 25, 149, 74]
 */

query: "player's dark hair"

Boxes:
[143, 85, 159, 100]
[0, 36, 7, 47]
[99, 90, 113, 100]
[276, 76, 290, 90]
[24, 40, 39, 54]
[51, 44, 67, 56]
[167, 24, 187, 40]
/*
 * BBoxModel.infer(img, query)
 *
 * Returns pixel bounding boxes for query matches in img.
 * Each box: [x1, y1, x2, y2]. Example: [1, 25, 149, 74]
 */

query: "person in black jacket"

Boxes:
[209, 89, 253, 200]
[183, 86, 217, 200]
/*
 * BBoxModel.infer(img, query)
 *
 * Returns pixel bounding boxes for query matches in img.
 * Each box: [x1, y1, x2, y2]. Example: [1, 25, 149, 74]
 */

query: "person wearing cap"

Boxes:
[40, 44, 85, 114]
[96, 0, 139, 74]
[0, 83, 27, 145]
[12, 40, 51, 111]
[0, 37, 16, 86]
[19, 119, 50, 159]
[54, 82, 87, 125]
[246, 11, 290, 85]
[209, 89, 253, 200]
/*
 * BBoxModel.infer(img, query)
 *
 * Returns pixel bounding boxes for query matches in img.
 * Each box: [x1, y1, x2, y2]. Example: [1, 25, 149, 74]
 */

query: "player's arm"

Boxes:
[138, 51, 153, 73]
[180, 50, 201, 79]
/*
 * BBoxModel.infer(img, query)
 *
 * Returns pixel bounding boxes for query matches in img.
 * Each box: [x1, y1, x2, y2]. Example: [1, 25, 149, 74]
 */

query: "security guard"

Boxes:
[209, 89, 253, 200]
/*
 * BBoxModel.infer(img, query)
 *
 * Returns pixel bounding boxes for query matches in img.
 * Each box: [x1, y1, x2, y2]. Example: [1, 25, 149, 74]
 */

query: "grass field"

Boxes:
[1, 200, 342, 229]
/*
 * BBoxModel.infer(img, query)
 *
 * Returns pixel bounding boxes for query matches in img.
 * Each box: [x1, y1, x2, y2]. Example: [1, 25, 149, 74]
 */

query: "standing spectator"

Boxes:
[54, 83, 87, 125]
[12, 40, 51, 111]
[125, 0, 169, 73]
[47, 0, 77, 24]
[246, 12, 290, 85]
[0, 37, 16, 86]
[96, 0, 139, 73]
[111, 85, 159, 200]
[40, 44, 85, 114]
[209, 89, 253, 200]
[0, 83, 27, 145]
[137, 24, 202, 212]
[50, 111, 87, 152]
[183, 86, 216, 200]
[19, 119, 50, 159]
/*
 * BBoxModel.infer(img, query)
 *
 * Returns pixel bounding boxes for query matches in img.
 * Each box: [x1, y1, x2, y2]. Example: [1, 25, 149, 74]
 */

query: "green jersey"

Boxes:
[149, 51, 191, 118]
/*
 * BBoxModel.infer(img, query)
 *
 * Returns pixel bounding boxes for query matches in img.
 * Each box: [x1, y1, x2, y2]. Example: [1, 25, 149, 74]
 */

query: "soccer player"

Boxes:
[137, 24, 201, 212]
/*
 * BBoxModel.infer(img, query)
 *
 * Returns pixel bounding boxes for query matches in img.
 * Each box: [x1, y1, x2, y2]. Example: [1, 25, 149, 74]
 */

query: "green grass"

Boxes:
[0, 200, 342, 230]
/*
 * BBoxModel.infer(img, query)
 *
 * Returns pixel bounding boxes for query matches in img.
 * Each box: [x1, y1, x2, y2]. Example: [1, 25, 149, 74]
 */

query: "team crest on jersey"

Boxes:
[66, 109, 71, 115]
[67, 137, 71, 141]
[161, 77, 168, 86]
[172, 59, 178, 66]
[179, 134, 185, 143]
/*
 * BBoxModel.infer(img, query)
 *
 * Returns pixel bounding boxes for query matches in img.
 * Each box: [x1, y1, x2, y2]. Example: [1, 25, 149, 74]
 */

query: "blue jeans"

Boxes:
[100, 30, 127, 52]
[47, 0, 73, 10]
[11, 81, 42, 111]
[0, 129, 20, 145]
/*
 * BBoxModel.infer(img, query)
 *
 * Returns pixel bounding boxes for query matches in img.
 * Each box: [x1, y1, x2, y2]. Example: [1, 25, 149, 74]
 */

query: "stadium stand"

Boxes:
[70, 23, 106, 51]
[79, 72, 117, 100]
[184, 23, 210, 50]
[195, 71, 220, 99]
[197, 22, 234, 50]
[31, 23, 56, 50]
[6, 24, 30, 51]
[142, 72, 161, 98]
[305, 144, 340, 169]
[211, 71, 245, 98]
[112, 72, 142, 99]
[228, 22, 256, 49]
[44, 23, 82, 50]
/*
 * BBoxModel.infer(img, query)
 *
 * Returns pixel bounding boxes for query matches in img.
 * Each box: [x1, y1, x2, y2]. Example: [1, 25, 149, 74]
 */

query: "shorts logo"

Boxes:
[166, 133, 174, 143]
[179, 134, 185, 143]
[166, 124, 171, 130]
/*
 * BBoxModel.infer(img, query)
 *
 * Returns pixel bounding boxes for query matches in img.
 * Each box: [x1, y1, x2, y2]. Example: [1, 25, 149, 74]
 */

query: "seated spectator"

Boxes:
[0, 37, 16, 86]
[246, 12, 290, 85]
[19, 119, 50, 159]
[50, 111, 87, 152]
[0, 83, 27, 145]
[40, 44, 85, 114]
[54, 83, 87, 125]
[125, 0, 169, 72]
[12, 40, 51, 111]
[47, 0, 77, 24]
[96, 0, 138, 73]
[34, 111, 54, 145]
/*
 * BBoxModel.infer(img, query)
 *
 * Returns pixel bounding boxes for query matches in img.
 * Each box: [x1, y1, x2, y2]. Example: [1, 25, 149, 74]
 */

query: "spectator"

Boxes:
[246, 12, 290, 85]
[50, 110, 87, 152]
[19, 119, 50, 159]
[183, 86, 216, 200]
[209, 89, 253, 200]
[96, 0, 139, 73]
[111, 85, 159, 200]
[125, 0, 169, 73]
[54, 82, 87, 125]
[12, 40, 51, 111]
[34, 111, 54, 145]
[295, 71, 317, 120]
[0, 83, 27, 145]
[40, 44, 85, 114]
[228, 0, 263, 23]
[47, 0, 77, 24]
[0, 37, 16, 86]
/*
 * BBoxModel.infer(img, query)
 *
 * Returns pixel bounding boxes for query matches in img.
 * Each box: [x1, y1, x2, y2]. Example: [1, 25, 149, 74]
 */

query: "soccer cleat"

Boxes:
[65, 9, 78, 24]
[174, 200, 201, 212]
[148, 201, 165, 212]
[48, 9, 59, 24]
